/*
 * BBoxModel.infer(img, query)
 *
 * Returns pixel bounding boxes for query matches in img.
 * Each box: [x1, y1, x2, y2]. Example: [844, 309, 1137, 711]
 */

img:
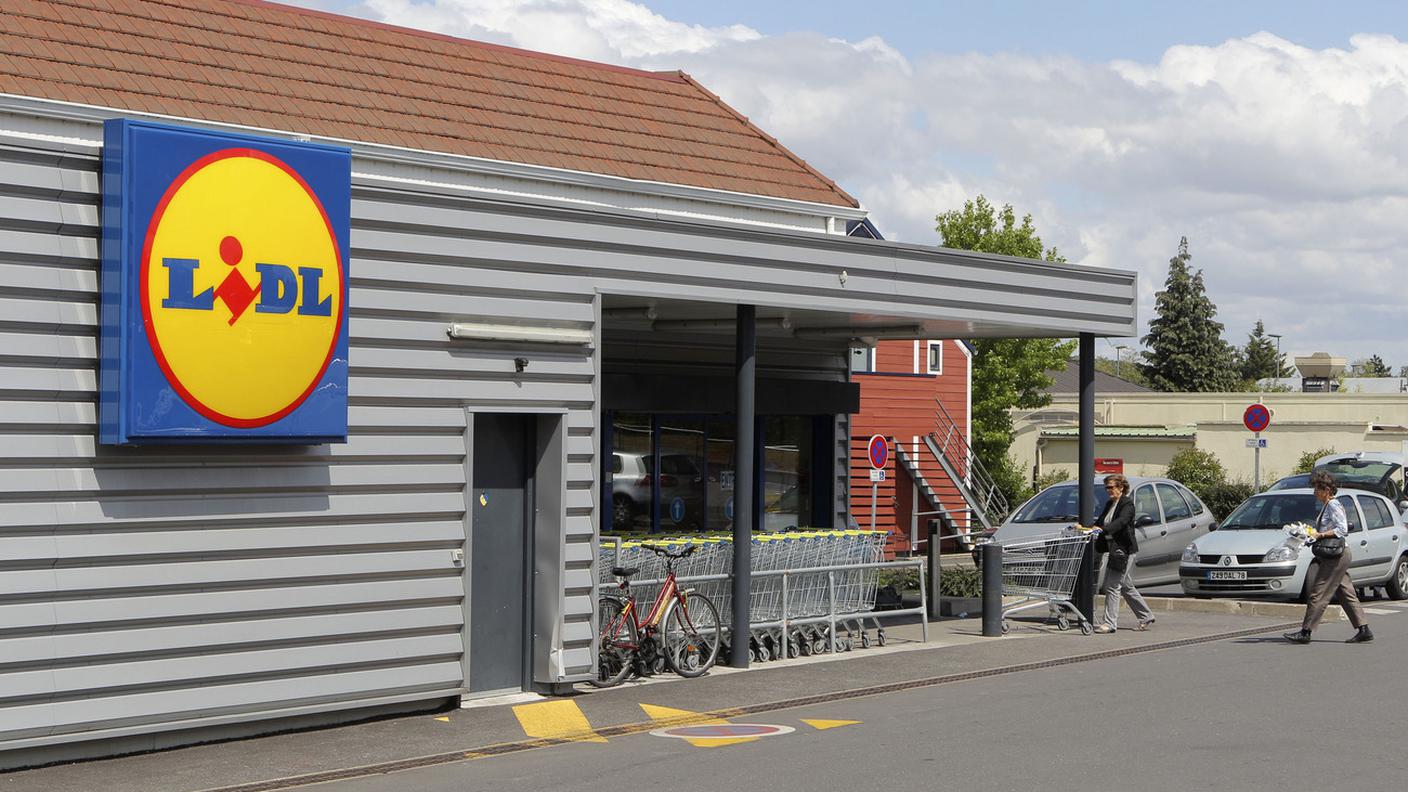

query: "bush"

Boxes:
[938, 565, 982, 598]
[990, 454, 1034, 512]
[877, 568, 919, 591]
[1293, 448, 1336, 475]
[1201, 480, 1255, 521]
[1033, 469, 1071, 492]
[1166, 447, 1227, 495]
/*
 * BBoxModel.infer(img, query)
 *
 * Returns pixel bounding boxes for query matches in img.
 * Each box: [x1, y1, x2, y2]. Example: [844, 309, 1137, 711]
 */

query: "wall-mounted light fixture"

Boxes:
[446, 322, 594, 346]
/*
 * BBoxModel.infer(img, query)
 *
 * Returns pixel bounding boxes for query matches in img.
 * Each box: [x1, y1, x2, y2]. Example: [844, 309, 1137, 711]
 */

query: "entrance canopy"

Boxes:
[593, 221, 1136, 343]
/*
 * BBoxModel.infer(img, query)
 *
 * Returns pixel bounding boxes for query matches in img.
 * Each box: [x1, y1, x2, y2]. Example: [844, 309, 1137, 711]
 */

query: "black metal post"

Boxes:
[731, 305, 756, 668]
[981, 542, 1003, 637]
[1074, 333, 1097, 622]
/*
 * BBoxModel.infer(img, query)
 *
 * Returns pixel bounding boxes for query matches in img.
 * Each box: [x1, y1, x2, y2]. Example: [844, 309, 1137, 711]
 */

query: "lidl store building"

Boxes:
[0, 0, 1136, 765]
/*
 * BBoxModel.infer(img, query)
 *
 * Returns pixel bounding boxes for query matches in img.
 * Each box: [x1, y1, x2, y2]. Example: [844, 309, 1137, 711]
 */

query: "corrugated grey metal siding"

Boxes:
[0, 137, 603, 749]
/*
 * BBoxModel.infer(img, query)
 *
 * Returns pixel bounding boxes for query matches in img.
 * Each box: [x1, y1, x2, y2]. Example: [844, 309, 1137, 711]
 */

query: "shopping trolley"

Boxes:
[996, 528, 1098, 635]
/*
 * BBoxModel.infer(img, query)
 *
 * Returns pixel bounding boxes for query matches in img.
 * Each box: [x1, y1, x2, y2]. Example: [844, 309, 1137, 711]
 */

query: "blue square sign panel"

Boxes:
[99, 120, 351, 444]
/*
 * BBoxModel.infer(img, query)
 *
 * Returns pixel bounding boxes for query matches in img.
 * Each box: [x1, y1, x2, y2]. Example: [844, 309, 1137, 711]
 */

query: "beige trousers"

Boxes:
[1301, 548, 1366, 632]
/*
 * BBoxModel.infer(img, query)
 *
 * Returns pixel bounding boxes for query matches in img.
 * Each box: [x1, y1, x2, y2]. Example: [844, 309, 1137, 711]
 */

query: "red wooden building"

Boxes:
[849, 338, 974, 554]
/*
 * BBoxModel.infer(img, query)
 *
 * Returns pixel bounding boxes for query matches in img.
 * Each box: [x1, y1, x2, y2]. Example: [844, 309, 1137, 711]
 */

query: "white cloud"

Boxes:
[289, 0, 1408, 366]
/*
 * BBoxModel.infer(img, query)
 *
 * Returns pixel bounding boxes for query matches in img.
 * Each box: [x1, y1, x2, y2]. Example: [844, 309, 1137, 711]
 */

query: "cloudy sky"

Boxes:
[291, 0, 1408, 368]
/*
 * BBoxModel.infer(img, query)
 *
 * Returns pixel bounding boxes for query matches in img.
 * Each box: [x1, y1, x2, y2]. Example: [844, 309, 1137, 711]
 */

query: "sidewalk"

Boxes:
[0, 603, 1301, 792]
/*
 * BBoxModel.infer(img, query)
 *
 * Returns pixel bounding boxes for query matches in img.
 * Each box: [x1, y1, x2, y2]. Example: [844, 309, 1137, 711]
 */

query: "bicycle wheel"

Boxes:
[590, 596, 637, 688]
[662, 593, 722, 678]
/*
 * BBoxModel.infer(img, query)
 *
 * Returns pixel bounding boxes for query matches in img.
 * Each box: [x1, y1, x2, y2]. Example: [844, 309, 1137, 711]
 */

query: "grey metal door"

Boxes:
[469, 413, 535, 694]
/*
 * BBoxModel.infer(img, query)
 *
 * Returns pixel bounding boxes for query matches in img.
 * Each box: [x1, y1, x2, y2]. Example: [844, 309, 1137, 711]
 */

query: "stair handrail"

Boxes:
[927, 397, 1010, 527]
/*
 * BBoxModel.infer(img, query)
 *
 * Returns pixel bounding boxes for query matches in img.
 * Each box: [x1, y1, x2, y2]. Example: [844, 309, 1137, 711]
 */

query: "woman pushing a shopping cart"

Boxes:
[1075, 474, 1155, 634]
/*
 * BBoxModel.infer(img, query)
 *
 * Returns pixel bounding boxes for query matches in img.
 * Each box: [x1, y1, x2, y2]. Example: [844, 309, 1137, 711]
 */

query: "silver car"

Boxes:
[1179, 487, 1408, 601]
[989, 475, 1216, 587]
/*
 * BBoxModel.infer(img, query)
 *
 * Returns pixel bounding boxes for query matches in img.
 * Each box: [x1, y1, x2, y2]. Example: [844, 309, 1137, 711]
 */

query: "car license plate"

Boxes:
[1207, 570, 1247, 581]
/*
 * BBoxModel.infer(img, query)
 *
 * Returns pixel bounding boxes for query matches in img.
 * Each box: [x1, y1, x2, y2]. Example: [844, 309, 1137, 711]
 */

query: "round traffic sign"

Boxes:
[650, 723, 796, 740]
[867, 434, 889, 470]
[724, 497, 735, 520]
[1243, 404, 1271, 432]
[669, 496, 686, 524]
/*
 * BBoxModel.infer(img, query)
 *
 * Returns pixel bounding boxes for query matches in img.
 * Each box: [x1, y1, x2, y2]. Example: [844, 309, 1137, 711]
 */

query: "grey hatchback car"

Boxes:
[988, 475, 1217, 587]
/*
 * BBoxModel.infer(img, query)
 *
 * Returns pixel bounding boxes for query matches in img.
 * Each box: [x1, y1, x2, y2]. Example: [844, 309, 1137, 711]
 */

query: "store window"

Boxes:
[604, 413, 820, 535]
[609, 413, 653, 532]
[762, 416, 812, 532]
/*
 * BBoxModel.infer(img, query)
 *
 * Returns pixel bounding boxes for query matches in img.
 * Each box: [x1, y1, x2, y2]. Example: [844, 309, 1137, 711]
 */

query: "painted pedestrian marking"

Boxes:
[513, 699, 606, 743]
[801, 718, 861, 730]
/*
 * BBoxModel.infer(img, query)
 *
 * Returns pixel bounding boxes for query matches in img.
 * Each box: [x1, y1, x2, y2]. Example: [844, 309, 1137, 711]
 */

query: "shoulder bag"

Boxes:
[1312, 535, 1345, 560]
[1311, 502, 1345, 560]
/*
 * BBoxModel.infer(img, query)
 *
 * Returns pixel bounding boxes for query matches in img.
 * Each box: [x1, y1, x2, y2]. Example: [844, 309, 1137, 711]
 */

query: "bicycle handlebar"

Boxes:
[641, 544, 698, 560]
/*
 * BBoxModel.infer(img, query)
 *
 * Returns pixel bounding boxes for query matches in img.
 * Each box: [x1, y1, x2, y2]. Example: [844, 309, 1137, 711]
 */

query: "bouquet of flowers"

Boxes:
[1284, 521, 1315, 543]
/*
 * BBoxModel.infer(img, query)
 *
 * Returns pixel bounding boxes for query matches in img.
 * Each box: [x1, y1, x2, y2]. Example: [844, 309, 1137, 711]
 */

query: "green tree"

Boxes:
[1094, 356, 1150, 387]
[1240, 320, 1288, 382]
[1349, 355, 1391, 377]
[1139, 237, 1240, 392]
[1293, 448, 1336, 475]
[936, 196, 1074, 506]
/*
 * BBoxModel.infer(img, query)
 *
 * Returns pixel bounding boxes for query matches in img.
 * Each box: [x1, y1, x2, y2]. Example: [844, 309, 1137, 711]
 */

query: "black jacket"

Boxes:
[1094, 496, 1138, 555]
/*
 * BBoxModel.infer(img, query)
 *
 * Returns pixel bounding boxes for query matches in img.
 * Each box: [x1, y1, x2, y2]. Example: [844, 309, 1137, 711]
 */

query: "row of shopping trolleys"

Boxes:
[599, 530, 923, 662]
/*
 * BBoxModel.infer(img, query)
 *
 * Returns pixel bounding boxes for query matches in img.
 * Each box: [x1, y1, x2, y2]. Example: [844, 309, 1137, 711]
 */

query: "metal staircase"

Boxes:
[893, 441, 944, 546]
[920, 397, 1010, 532]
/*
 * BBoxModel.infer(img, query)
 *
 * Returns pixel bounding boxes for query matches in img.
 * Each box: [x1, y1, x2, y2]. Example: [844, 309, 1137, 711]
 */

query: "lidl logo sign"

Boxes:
[100, 120, 350, 444]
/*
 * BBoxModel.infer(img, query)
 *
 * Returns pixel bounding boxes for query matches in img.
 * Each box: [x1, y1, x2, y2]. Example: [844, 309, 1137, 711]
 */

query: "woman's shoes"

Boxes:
[1136, 618, 1155, 631]
[1346, 626, 1374, 643]
[1093, 624, 1115, 634]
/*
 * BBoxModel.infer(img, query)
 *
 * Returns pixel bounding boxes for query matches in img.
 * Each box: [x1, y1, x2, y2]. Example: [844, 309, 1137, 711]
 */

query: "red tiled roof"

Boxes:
[0, 0, 858, 207]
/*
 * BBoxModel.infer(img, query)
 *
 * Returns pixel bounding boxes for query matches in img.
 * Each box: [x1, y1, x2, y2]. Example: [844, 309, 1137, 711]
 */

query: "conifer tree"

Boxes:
[1240, 320, 1287, 382]
[1139, 238, 1240, 391]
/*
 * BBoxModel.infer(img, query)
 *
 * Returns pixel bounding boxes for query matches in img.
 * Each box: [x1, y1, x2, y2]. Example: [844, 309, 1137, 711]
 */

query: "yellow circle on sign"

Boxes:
[142, 150, 343, 427]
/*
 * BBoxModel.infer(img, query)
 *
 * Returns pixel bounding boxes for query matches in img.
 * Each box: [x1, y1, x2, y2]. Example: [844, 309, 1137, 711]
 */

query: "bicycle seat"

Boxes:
[612, 566, 639, 578]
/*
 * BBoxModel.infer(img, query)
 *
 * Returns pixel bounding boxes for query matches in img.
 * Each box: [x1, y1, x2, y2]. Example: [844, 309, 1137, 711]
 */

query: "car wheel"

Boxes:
[1387, 556, 1408, 601]
[611, 495, 635, 531]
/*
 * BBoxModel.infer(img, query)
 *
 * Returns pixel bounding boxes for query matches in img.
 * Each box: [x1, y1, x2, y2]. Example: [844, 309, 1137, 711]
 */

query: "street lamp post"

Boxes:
[1114, 344, 1128, 379]
[1267, 333, 1283, 381]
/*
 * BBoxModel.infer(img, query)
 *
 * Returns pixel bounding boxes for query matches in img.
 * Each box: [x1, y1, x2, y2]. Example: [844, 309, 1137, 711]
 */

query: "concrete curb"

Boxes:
[1097, 594, 1338, 621]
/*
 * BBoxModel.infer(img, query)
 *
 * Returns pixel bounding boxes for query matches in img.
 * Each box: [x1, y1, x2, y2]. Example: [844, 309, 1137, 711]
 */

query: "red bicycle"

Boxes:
[591, 544, 723, 687]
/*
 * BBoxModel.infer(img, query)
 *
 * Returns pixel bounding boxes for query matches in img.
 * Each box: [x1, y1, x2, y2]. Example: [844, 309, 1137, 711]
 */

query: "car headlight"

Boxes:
[1263, 544, 1299, 563]
[1181, 545, 1199, 564]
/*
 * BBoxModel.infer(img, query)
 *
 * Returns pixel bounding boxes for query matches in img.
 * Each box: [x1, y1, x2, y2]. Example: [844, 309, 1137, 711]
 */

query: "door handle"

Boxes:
[1160, 530, 1168, 536]
[1360, 540, 1368, 546]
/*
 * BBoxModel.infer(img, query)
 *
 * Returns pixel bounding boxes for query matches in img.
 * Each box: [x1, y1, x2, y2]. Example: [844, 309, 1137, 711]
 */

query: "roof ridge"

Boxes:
[219, 0, 690, 84]
[674, 71, 858, 208]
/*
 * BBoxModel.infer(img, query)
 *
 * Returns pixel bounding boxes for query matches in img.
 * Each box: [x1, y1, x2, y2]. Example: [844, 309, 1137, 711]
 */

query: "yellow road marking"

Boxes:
[513, 700, 607, 744]
[801, 718, 860, 730]
[639, 703, 756, 748]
